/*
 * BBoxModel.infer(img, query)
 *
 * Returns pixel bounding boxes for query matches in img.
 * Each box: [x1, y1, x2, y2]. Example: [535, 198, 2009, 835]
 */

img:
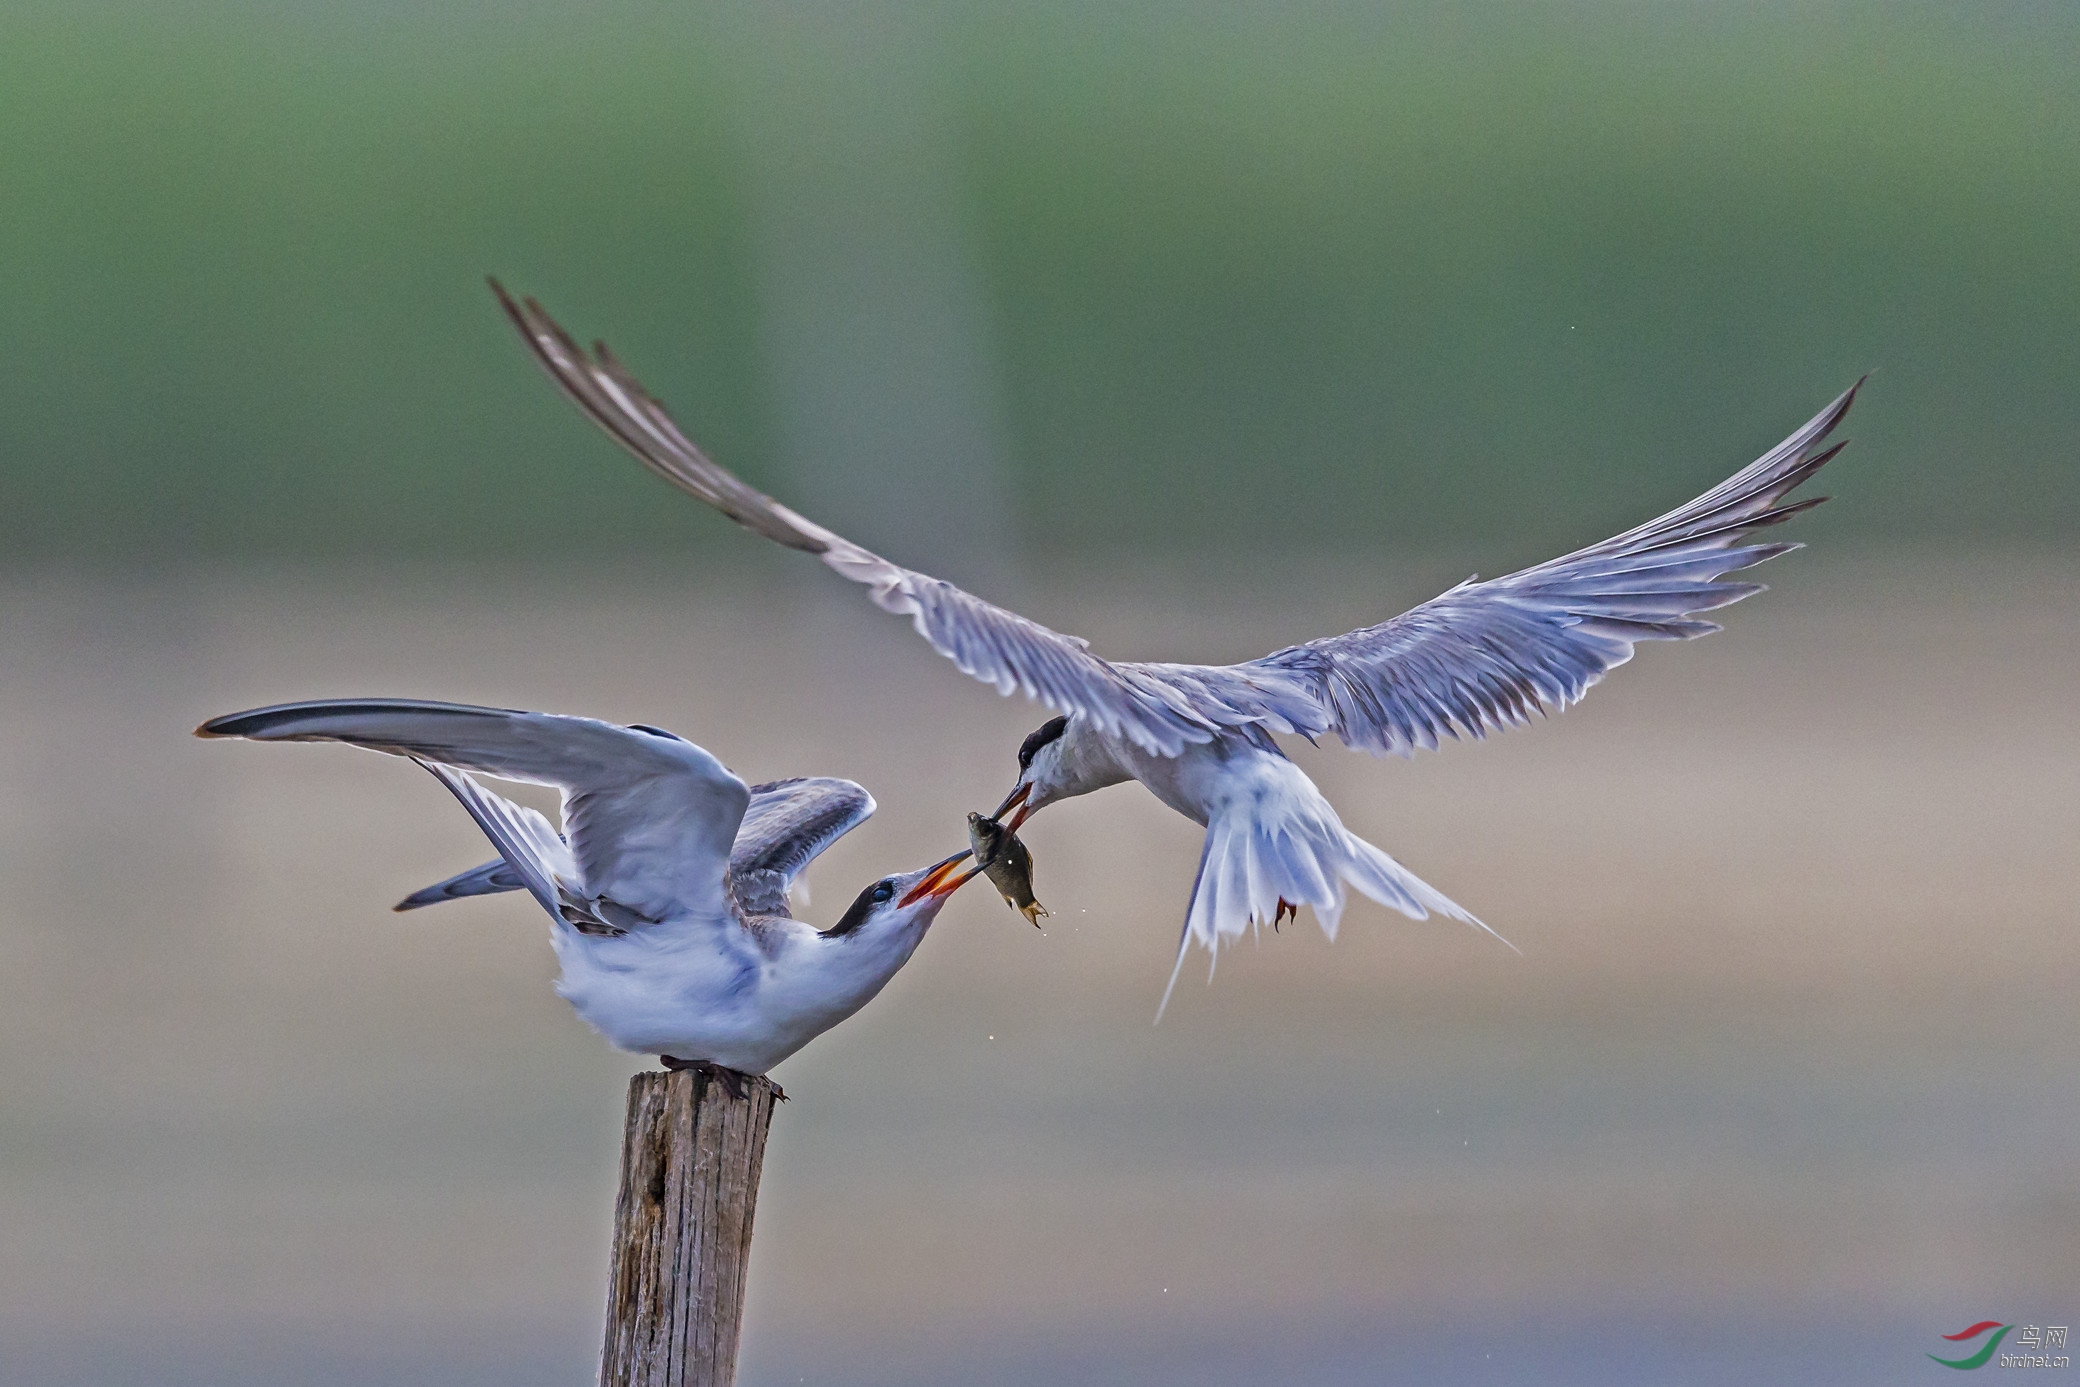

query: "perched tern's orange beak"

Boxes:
[900, 849, 979, 906]
[989, 781, 1035, 832]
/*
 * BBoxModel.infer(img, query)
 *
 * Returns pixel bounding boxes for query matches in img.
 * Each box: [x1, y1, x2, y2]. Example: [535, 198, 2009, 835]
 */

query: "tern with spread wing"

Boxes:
[490, 281, 1861, 1005]
[198, 700, 978, 1076]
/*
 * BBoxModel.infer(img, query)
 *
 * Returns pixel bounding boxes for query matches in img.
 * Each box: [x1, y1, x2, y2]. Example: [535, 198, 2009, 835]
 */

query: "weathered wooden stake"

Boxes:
[600, 1068, 780, 1387]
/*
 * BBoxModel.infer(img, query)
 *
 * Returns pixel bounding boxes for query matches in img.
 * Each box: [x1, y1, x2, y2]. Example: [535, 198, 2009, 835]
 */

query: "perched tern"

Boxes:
[489, 281, 1860, 1005]
[197, 699, 978, 1076]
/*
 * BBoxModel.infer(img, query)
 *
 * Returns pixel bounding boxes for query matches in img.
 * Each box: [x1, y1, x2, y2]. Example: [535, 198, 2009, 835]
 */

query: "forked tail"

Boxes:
[1157, 804, 1514, 1018]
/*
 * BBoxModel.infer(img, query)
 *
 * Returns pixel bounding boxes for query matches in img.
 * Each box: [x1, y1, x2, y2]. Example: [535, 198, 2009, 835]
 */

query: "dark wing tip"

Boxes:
[1750, 494, 1831, 528]
[195, 697, 511, 743]
[1803, 439, 1851, 470]
[1821, 374, 1868, 436]
[196, 709, 270, 739]
[392, 880, 462, 912]
[198, 705, 325, 741]
[486, 275, 526, 324]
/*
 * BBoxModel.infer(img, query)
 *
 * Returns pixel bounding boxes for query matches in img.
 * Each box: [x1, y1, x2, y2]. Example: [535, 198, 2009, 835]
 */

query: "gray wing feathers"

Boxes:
[728, 777, 876, 918]
[491, 280, 826, 556]
[1134, 380, 1863, 757]
[198, 698, 751, 924]
[389, 778, 874, 920]
[833, 566, 1210, 755]
[490, 282, 1857, 761]
[393, 858, 527, 912]
[414, 758, 574, 921]
[491, 282, 1215, 757]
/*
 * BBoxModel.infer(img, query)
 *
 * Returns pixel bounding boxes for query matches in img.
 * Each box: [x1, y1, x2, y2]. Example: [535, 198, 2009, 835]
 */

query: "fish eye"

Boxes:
[871, 880, 896, 904]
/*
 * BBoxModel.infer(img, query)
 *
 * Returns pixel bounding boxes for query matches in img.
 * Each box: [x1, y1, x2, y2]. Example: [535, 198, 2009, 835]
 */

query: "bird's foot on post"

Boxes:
[659, 1055, 781, 1102]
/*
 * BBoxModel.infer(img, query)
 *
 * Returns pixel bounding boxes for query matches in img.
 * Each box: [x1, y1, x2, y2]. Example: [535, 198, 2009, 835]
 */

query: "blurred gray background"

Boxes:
[1, 2, 2074, 1384]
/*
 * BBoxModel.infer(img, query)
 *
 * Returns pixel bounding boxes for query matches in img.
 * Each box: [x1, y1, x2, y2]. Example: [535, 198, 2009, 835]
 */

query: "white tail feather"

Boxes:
[1155, 801, 1513, 1020]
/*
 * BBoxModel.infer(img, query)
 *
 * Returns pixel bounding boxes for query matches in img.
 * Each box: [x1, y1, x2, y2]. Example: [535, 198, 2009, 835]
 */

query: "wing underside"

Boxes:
[491, 282, 1216, 756]
[491, 281, 1859, 761]
[727, 777, 877, 918]
[1129, 379, 1863, 756]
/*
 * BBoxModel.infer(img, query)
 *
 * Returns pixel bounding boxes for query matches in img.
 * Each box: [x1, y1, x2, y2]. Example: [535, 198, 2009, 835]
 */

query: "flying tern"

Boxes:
[489, 281, 1860, 1004]
[198, 699, 979, 1077]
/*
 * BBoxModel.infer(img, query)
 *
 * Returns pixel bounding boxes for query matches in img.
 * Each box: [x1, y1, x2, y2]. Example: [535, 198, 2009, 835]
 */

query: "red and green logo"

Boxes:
[1930, 1322, 2009, 1370]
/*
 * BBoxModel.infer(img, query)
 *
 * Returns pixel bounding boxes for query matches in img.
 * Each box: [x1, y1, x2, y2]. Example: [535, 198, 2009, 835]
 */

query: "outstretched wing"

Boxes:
[492, 281, 1857, 762]
[1128, 381, 1862, 755]
[728, 777, 877, 918]
[198, 699, 751, 925]
[490, 281, 1220, 757]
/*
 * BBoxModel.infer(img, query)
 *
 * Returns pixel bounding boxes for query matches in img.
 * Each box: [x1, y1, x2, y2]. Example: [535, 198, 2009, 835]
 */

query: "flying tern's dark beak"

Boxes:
[990, 781, 1034, 832]
[901, 849, 979, 906]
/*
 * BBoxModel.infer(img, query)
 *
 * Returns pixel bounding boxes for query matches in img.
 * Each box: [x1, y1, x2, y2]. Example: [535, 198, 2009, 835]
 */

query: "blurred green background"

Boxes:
[4, 0, 2076, 565]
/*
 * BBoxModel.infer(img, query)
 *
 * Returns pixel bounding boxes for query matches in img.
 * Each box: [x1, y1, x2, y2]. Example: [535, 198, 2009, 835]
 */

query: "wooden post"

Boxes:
[600, 1068, 780, 1387]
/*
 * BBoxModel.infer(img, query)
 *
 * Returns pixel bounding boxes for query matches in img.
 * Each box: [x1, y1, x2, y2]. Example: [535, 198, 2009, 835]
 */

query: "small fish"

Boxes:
[967, 811, 1048, 926]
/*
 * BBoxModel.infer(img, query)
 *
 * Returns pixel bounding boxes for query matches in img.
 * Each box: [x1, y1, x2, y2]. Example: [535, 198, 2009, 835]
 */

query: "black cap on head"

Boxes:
[1016, 715, 1070, 771]
[826, 877, 897, 937]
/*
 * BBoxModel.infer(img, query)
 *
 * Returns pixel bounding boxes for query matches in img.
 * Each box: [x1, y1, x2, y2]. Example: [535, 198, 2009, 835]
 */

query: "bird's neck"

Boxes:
[1050, 718, 1135, 797]
[793, 916, 931, 1018]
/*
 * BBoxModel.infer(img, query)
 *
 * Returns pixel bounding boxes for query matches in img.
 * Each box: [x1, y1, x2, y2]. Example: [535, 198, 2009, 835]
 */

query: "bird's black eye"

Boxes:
[829, 878, 894, 936]
[1017, 715, 1069, 771]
